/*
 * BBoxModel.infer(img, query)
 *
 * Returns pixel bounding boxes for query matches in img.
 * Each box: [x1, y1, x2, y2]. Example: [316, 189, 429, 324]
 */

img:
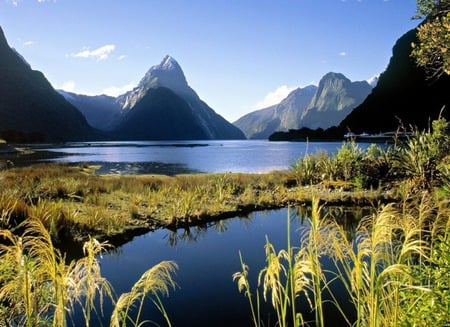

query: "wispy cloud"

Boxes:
[71, 44, 116, 61]
[22, 40, 35, 46]
[8, 0, 56, 5]
[117, 55, 127, 61]
[254, 85, 297, 109]
[60, 80, 76, 93]
[339, 51, 347, 56]
[59, 80, 135, 97]
[102, 83, 135, 97]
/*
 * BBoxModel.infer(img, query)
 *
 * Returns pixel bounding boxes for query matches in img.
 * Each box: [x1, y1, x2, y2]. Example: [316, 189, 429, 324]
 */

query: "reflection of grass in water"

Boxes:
[0, 218, 177, 326]
[235, 196, 450, 327]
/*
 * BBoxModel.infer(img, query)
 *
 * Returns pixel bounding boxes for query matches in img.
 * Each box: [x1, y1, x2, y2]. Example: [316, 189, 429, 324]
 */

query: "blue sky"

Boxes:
[1, 0, 419, 121]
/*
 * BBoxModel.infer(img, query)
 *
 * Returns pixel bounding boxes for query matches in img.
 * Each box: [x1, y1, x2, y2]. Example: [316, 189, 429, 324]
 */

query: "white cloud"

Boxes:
[117, 55, 127, 60]
[71, 44, 116, 61]
[60, 80, 76, 92]
[9, 0, 55, 5]
[101, 83, 135, 97]
[339, 51, 347, 56]
[22, 40, 35, 46]
[254, 85, 297, 109]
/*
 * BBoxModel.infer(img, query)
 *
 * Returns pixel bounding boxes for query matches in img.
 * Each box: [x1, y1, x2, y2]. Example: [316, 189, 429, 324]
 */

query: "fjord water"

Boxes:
[48, 140, 366, 326]
[42, 140, 347, 174]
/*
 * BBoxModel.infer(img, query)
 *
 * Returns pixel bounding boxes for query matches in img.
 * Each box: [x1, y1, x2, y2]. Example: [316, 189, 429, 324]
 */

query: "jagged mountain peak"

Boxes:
[318, 72, 351, 88]
[118, 55, 193, 110]
[322, 72, 347, 80]
[138, 54, 188, 90]
[160, 55, 181, 71]
[234, 73, 372, 138]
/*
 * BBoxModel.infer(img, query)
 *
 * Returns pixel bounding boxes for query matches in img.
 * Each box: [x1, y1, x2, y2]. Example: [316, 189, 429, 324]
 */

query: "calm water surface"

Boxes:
[70, 207, 365, 327]
[40, 140, 349, 174]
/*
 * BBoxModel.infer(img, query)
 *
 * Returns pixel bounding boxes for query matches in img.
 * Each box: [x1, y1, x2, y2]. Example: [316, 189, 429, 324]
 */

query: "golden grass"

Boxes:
[0, 218, 177, 327]
[0, 163, 392, 243]
[235, 194, 450, 327]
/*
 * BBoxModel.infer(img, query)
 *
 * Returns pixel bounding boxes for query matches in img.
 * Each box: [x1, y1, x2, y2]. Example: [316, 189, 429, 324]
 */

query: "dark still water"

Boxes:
[71, 207, 366, 327]
[40, 140, 349, 174]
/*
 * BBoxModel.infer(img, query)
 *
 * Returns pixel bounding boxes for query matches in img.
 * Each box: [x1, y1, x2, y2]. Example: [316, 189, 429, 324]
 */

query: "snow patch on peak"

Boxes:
[160, 55, 179, 70]
[367, 75, 379, 87]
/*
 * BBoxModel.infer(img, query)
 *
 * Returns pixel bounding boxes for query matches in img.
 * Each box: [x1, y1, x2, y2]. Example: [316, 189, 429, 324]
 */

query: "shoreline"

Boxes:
[0, 161, 399, 251]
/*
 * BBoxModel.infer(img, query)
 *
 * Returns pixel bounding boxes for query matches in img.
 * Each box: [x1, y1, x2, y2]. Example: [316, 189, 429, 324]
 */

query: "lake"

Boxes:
[32, 140, 370, 326]
[37, 140, 350, 174]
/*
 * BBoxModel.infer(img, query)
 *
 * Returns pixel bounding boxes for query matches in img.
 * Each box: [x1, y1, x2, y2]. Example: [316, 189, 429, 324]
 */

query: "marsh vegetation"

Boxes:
[0, 118, 450, 326]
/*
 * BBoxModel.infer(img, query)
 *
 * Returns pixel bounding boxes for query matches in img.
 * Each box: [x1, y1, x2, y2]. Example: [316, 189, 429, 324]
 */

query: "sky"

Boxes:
[0, 0, 420, 122]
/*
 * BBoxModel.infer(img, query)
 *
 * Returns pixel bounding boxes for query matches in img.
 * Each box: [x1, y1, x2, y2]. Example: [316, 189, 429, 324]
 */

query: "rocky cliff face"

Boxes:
[339, 28, 450, 134]
[234, 72, 371, 139]
[0, 26, 96, 141]
[233, 86, 317, 139]
[300, 73, 372, 130]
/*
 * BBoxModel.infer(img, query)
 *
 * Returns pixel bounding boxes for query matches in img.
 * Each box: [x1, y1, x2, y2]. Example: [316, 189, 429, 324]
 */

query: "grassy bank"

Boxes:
[0, 162, 389, 244]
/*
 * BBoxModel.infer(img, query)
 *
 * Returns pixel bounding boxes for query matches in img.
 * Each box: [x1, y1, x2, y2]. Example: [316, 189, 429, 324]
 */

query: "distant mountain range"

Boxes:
[0, 26, 96, 142]
[234, 73, 372, 139]
[57, 91, 121, 131]
[3, 22, 449, 143]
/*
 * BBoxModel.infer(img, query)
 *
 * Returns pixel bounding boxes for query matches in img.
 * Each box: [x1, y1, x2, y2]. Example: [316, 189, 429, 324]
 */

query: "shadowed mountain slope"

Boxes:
[0, 26, 96, 141]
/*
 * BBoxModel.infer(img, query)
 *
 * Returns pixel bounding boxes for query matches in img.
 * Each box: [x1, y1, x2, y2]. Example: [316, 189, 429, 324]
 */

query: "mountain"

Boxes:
[233, 85, 317, 139]
[300, 73, 372, 130]
[116, 55, 245, 140]
[114, 87, 212, 140]
[0, 26, 96, 142]
[59, 90, 121, 131]
[339, 28, 450, 134]
[234, 73, 371, 139]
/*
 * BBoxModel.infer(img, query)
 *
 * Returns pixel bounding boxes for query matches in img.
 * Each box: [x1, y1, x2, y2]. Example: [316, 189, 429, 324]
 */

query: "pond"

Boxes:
[70, 206, 370, 327]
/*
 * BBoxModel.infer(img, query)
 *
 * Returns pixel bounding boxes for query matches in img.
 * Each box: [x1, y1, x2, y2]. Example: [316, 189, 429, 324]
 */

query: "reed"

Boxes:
[110, 261, 178, 327]
[233, 251, 262, 327]
[0, 218, 178, 327]
[235, 194, 450, 327]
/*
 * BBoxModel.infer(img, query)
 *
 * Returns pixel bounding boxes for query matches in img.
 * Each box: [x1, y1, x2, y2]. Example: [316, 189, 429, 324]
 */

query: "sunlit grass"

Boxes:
[0, 162, 391, 243]
[235, 194, 450, 327]
[0, 218, 177, 327]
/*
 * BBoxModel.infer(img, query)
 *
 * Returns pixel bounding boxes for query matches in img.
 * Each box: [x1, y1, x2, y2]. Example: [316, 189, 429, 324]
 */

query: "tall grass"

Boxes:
[234, 195, 450, 327]
[0, 218, 177, 327]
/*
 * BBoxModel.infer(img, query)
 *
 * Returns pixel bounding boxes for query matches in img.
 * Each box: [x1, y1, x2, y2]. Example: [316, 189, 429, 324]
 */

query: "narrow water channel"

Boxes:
[70, 206, 369, 327]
